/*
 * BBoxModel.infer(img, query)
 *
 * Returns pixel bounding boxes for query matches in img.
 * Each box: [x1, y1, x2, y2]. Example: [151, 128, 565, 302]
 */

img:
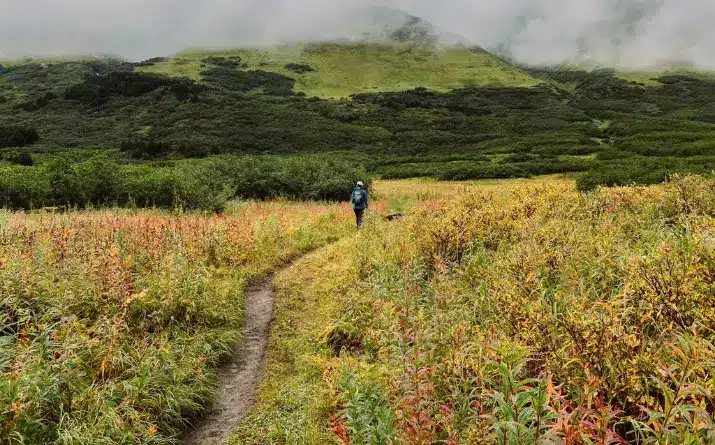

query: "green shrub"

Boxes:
[575, 156, 715, 191]
[64, 71, 202, 105]
[4, 58, 715, 190]
[285, 63, 315, 73]
[201, 68, 295, 95]
[0, 164, 51, 209]
[0, 126, 39, 148]
[201, 56, 245, 69]
[0, 152, 371, 211]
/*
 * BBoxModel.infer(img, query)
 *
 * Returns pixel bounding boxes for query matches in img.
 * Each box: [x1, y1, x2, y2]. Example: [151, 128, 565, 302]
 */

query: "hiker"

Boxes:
[351, 181, 369, 228]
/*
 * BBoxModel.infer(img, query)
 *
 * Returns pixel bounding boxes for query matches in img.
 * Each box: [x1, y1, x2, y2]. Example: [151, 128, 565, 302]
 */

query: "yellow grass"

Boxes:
[0, 201, 354, 443]
[234, 176, 715, 444]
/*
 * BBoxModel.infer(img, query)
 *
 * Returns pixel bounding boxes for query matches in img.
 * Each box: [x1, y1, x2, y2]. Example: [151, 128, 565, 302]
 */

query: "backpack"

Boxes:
[352, 188, 366, 206]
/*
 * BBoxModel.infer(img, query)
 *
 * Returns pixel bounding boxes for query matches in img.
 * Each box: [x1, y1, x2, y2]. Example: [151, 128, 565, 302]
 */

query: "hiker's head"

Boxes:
[357, 181, 364, 189]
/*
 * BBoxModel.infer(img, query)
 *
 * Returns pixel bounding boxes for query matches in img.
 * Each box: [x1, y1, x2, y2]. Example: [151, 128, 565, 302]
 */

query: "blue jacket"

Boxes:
[351, 187, 369, 210]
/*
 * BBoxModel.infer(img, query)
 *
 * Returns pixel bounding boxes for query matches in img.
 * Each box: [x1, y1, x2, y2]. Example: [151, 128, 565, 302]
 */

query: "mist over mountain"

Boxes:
[1, 0, 714, 69]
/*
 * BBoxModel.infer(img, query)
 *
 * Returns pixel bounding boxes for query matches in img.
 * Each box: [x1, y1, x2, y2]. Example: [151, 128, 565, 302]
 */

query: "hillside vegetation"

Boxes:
[235, 175, 715, 444]
[140, 43, 539, 98]
[1, 40, 715, 210]
[0, 152, 367, 211]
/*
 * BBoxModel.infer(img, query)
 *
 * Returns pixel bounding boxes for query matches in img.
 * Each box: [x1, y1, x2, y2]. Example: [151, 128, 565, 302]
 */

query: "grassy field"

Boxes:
[233, 176, 715, 444]
[371, 176, 569, 215]
[4, 176, 715, 443]
[614, 69, 715, 87]
[0, 201, 354, 443]
[139, 42, 540, 98]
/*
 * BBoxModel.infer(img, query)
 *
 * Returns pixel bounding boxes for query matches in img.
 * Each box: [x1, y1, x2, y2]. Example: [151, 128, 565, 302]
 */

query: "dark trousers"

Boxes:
[354, 209, 365, 228]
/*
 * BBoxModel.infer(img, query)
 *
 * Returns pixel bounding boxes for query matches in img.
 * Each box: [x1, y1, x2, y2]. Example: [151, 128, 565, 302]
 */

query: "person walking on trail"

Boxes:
[351, 181, 369, 228]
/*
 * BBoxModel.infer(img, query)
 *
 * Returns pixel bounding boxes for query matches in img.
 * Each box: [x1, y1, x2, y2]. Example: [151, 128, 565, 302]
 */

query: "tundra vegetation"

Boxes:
[235, 175, 715, 445]
[2, 37, 715, 445]
[0, 201, 353, 443]
[2, 43, 715, 211]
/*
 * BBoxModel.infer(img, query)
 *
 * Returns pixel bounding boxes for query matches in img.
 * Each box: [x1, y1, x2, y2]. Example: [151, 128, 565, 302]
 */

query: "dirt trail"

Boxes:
[183, 274, 278, 445]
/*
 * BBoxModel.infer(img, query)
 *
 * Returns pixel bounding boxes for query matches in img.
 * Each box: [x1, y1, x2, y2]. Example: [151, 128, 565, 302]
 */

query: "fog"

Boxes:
[2, 0, 714, 69]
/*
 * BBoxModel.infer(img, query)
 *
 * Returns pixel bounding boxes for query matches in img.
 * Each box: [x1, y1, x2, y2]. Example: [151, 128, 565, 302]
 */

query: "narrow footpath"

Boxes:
[182, 274, 277, 445]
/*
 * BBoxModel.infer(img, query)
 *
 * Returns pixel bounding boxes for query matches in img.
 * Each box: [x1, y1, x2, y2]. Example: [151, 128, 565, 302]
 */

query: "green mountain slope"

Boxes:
[3, 39, 715, 210]
[139, 42, 540, 98]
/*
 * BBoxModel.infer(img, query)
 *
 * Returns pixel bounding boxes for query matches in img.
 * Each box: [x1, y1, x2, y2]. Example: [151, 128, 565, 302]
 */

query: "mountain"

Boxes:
[2, 14, 715, 210]
[138, 42, 538, 99]
[133, 8, 524, 99]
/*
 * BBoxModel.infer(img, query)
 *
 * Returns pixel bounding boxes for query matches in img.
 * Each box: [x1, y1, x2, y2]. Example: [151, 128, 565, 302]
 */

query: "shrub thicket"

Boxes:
[0, 152, 369, 211]
[3, 58, 715, 191]
[201, 67, 296, 95]
[132, 57, 169, 67]
[285, 63, 315, 73]
[0, 125, 39, 148]
[64, 71, 202, 105]
[201, 56, 245, 69]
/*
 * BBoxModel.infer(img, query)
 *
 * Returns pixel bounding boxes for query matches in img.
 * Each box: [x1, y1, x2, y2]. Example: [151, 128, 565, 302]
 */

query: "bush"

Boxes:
[0, 152, 372, 211]
[64, 71, 202, 105]
[576, 157, 675, 191]
[202, 56, 245, 69]
[285, 63, 315, 73]
[1, 150, 35, 166]
[0, 164, 51, 209]
[120, 138, 173, 159]
[17, 151, 34, 166]
[173, 161, 237, 212]
[123, 165, 176, 207]
[201, 68, 295, 95]
[43, 154, 125, 206]
[0, 126, 39, 148]
[132, 57, 169, 67]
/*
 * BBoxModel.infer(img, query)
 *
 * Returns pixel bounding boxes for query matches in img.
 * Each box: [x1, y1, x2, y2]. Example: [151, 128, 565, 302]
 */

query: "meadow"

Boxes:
[0, 201, 354, 443]
[140, 43, 538, 99]
[3, 175, 715, 444]
[234, 175, 715, 444]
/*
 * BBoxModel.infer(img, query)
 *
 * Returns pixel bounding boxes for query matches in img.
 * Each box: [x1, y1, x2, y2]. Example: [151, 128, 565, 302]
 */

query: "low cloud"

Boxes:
[2, 0, 714, 69]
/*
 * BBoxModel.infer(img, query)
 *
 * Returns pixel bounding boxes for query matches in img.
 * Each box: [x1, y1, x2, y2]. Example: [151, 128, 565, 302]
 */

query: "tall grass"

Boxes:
[240, 176, 715, 444]
[330, 175, 715, 443]
[0, 202, 353, 443]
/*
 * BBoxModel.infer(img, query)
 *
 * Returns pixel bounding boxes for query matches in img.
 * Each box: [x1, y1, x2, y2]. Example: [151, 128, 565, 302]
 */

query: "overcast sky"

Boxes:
[2, 0, 714, 69]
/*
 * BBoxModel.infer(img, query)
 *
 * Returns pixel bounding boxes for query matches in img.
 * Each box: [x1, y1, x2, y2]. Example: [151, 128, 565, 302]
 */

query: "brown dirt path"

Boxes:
[182, 275, 277, 445]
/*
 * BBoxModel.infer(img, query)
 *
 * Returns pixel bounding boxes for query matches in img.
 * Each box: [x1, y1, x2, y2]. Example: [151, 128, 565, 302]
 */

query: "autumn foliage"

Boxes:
[0, 202, 352, 443]
[328, 176, 715, 444]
